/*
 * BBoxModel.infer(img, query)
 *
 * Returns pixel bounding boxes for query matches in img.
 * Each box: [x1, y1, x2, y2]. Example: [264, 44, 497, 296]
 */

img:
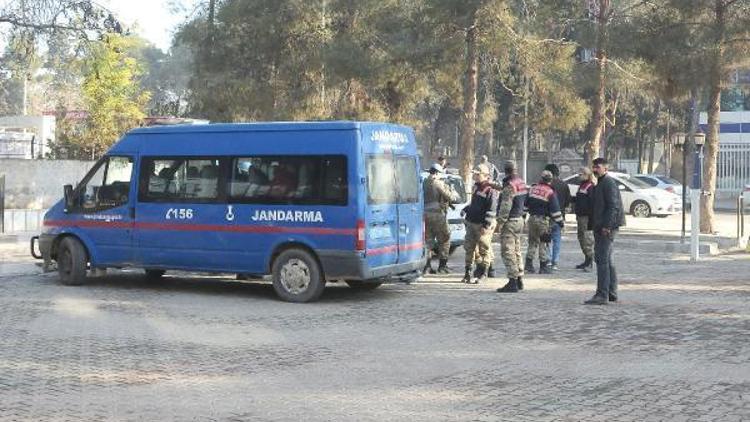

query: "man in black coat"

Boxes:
[544, 164, 571, 270]
[585, 157, 626, 305]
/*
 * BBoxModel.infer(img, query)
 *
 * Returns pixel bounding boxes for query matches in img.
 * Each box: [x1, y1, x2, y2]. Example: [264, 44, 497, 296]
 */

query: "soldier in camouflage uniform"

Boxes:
[525, 170, 564, 275]
[461, 164, 499, 284]
[423, 163, 460, 274]
[493, 161, 529, 293]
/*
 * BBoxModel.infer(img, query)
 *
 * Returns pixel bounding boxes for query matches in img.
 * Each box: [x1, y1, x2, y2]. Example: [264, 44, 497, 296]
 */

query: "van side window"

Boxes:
[140, 158, 222, 202]
[395, 157, 419, 203]
[229, 156, 347, 205]
[75, 155, 133, 212]
[367, 156, 396, 204]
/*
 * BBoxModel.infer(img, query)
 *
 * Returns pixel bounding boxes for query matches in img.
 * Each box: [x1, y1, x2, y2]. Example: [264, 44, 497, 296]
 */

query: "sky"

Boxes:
[102, 0, 194, 52]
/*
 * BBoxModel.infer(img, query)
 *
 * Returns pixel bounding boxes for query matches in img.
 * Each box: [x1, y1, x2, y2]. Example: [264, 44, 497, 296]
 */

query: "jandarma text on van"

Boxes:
[251, 210, 324, 223]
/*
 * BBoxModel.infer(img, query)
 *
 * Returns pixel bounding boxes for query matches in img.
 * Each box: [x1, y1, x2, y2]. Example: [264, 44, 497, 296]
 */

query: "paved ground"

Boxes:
[1, 225, 749, 421]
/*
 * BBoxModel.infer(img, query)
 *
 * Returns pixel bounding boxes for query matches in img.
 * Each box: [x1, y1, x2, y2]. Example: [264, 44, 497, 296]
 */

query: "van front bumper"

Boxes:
[318, 250, 425, 282]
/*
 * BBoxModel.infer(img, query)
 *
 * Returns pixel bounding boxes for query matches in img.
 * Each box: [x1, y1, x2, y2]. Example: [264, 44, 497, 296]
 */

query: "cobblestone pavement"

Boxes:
[0, 235, 749, 421]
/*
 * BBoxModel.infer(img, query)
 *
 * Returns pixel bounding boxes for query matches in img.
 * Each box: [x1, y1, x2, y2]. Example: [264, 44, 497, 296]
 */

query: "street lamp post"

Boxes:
[691, 132, 706, 261]
[673, 132, 687, 243]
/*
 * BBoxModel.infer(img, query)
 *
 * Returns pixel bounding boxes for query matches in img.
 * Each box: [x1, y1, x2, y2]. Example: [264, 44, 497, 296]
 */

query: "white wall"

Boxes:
[0, 158, 95, 209]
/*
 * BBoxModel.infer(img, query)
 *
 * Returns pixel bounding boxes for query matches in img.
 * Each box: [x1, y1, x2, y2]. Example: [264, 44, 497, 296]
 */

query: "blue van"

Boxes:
[32, 122, 425, 302]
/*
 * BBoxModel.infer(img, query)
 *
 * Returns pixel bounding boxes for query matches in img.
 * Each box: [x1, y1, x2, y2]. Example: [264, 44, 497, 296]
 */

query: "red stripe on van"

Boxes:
[44, 220, 134, 229]
[367, 241, 423, 256]
[44, 220, 356, 236]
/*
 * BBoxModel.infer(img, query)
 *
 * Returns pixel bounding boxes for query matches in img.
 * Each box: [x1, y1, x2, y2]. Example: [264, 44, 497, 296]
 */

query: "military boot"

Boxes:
[516, 276, 524, 290]
[524, 258, 536, 274]
[487, 264, 496, 278]
[575, 256, 593, 270]
[496, 278, 518, 293]
[422, 258, 434, 275]
[461, 266, 472, 283]
[470, 264, 487, 284]
[539, 261, 553, 274]
[583, 256, 593, 272]
[437, 259, 451, 274]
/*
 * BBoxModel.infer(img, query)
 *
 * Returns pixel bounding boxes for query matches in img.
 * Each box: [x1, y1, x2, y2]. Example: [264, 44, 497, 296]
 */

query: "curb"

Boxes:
[615, 238, 719, 255]
[0, 234, 19, 244]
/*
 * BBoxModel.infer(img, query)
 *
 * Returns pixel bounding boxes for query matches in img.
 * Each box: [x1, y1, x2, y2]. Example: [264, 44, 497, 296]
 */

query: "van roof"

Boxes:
[128, 121, 408, 135]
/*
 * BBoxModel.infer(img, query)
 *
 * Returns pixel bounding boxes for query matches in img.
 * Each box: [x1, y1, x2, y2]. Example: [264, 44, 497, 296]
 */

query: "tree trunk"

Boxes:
[586, 0, 609, 161]
[665, 107, 672, 177]
[701, 1, 725, 235]
[459, 15, 479, 186]
[648, 100, 660, 174]
[702, 63, 721, 234]
[636, 117, 643, 174]
[207, 0, 216, 49]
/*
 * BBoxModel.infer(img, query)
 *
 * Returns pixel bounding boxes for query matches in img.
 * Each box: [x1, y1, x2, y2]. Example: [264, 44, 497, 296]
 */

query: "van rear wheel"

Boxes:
[345, 280, 383, 290]
[57, 237, 88, 286]
[272, 249, 326, 303]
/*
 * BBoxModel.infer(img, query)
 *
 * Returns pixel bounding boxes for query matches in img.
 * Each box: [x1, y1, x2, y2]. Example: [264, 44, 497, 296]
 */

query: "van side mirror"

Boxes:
[64, 184, 74, 211]
[618, 184, 626, 191]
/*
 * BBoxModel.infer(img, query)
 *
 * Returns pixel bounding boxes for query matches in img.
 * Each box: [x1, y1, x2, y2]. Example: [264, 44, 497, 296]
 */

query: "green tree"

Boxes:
[80, 33, 150, 158]
[634, 0, 750, 233]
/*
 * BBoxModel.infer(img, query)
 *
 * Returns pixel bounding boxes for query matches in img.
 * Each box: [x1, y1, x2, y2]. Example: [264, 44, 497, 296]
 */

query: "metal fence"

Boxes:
[718, 142, 750, 192]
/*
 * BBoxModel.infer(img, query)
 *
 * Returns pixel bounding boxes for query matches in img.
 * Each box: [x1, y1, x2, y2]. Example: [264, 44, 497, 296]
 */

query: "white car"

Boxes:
[421, 170, 470, 254]
[564, 172, 682, 218]
[634, 174, 686, 197]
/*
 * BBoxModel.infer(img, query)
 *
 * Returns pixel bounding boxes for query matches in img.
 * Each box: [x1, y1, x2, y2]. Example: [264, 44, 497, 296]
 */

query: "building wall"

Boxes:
[0, 158, 94, 209]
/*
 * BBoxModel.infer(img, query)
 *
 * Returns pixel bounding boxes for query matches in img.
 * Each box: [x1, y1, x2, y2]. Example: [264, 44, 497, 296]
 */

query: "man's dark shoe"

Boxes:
[516, 276, 524, 290]
[437, 259, 451, 274]
[584, 296, 608, 305]
[487, 264, 496, 278]
[539, 261, 553, 274]
[608, 295, 617, 302]
[524, 258, 536, 274]
[461, 266, 472, 284]
[576, 256, 593, 271]
[496, 278, 519, 293]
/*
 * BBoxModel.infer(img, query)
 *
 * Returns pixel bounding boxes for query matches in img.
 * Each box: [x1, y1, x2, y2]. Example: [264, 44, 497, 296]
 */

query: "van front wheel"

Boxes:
[272, 249, 326, 303]
[57, 237, 88, 286]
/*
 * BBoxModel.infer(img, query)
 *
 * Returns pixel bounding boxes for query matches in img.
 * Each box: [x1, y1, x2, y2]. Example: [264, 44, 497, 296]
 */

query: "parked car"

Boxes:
[634, 174, 686, 197]
[421, 169, 470, 255]
[564, 172, 682, 218]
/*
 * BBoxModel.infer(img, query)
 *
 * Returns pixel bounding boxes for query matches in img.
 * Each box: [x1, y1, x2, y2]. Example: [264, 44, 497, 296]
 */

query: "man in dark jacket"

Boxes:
[573, 167, 595, 271]
[585, 158, 626, 305]
[544, 164, 570, 270]
[525, 170, 564, 274]
[461, 164, 500, 284]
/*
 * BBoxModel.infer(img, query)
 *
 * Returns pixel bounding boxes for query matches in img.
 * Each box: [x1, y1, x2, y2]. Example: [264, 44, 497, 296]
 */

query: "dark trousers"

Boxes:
[593, 230, 618, 299]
